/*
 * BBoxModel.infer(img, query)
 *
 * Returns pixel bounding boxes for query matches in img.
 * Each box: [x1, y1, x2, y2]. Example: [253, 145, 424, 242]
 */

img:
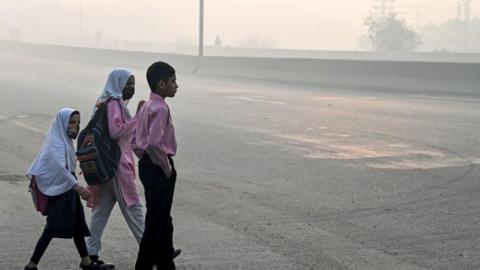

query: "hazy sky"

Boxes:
[1, 0, 478, 50]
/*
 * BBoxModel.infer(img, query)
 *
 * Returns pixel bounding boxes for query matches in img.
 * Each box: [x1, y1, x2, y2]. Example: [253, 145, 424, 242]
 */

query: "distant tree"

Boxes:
[417, 17, 480, 52]
[365, 13, 421, 52]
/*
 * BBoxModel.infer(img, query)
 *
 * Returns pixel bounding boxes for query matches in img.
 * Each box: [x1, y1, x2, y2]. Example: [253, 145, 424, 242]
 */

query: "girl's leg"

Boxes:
[29, 229, 53, 265]
[74, 232, 89, 259]
[112, 176, 145, 244]
[73, 200, 97, 269]
[86, 182, 116, 256]
[74, 233, 94, 267]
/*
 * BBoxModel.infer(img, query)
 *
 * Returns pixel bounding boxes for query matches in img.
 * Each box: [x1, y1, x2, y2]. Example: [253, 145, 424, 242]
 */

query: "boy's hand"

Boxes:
[136, 100, 146, 114]
[164, 166, 172, 179]
[165, 169, 172, 178]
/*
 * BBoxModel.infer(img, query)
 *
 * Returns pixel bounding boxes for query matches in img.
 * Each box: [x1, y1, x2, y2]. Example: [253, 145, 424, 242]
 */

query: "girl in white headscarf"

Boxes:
[24, 108, 105, 270]
[85, 68, 145, 268]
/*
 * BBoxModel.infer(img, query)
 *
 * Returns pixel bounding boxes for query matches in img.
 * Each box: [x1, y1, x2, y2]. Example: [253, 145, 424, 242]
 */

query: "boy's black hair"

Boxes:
[146, 61, 176, 91]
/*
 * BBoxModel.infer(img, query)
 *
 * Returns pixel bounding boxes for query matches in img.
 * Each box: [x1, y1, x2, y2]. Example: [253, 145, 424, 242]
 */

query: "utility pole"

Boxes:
[199, 0, 204, 57]
[457, 0, 472, 23]
[381, 0, 387, 17]
[79, 0, 83, 40]
[464, 0, 471, 23]
[194, 0, 204, 73]
[457, 2, 462, 21]
[464, 0, 471, 51]
[56, 0, 61, 44]
[374, 0, 395, 18]
[455, 0, 472, 51]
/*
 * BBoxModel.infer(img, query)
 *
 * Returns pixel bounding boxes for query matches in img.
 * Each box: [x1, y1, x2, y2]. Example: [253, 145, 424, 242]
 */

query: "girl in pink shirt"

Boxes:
[85, 69, 145, 269]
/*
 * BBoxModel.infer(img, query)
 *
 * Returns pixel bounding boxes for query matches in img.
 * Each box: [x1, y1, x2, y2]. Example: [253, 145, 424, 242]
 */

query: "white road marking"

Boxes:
[10, 120, 46, 134]
[1, 114, 47, 134]
[230, 96, 286, 105]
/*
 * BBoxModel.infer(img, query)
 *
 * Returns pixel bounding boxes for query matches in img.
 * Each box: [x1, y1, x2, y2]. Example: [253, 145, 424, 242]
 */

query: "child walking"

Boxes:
[24, 108, 108, 270]
[133, 61, 179, 270]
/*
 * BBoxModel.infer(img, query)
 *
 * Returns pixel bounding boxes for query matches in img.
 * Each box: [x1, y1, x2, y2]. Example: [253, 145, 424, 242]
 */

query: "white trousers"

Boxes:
[86, 177, 145, 256]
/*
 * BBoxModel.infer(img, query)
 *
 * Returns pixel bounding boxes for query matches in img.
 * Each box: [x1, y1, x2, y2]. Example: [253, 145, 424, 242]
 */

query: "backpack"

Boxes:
[76, 102, 120, 185]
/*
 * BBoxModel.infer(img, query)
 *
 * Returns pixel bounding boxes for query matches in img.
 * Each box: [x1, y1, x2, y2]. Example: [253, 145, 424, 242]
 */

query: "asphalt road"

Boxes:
[1, 45, 479, 270]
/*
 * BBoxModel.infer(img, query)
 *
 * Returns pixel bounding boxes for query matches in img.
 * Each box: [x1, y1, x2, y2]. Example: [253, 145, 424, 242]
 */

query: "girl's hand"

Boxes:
[80, 189, 92, 201]
[95, 101, 106, 109]
[136, 100, 146, 114]
[74, 185, 92, 200]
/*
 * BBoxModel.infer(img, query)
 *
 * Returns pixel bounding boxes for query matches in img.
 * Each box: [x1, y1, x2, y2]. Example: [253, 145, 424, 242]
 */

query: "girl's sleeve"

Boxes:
[107, 100, 137, 140]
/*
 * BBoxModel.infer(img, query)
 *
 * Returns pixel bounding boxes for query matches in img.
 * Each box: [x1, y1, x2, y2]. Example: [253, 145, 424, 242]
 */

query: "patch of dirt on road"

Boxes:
[0, 174, 26, 185]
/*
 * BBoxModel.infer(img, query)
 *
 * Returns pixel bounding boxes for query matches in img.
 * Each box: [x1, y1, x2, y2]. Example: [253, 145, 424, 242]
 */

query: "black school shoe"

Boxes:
[24, 266, 38, 270]
[89, 256, 115, 269]
[173, 249, 182, 259]
[80, 261, 113, 270]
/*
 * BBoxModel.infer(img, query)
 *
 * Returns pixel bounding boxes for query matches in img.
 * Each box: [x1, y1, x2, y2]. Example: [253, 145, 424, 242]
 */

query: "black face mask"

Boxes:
[68, 127, 79, 139]
[123, 88, 135, 100]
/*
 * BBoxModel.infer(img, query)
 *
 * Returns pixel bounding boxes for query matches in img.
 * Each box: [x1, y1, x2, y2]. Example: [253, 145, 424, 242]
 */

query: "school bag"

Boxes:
[28, 175, 48, 216]
[76, 101, 120, 185]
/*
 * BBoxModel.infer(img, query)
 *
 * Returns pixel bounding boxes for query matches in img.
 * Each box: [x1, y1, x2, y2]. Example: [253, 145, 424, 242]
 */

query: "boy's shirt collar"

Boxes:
[150, 92, 165, 102]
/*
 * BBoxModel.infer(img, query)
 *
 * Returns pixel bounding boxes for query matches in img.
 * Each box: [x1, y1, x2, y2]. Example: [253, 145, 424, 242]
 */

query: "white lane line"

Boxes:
[1, 114, 46, 134]
[10, 120, 46, 134]
[229, 96, 287, 105]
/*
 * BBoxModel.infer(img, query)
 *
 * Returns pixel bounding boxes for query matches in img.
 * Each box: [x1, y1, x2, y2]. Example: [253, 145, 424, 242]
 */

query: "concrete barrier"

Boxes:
[2, 41, 479, 96]
[0, 40, 197, 73]
[197, 56, 480, 96]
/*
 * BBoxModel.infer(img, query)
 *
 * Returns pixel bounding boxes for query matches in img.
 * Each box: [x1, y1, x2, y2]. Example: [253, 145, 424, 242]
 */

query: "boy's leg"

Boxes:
[150, 173, 176, 269]
[135, 161, 165, 270]
[163, 159, 177, 263]
[155, 217, 175, 270]
[158, 172, 177, 269]
[86, 182, 116, 256]
[167, 216, 175, 257]
[112, 177, 145, 244]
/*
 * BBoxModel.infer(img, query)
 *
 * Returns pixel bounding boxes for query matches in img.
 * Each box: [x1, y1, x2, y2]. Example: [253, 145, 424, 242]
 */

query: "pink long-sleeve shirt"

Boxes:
[87, 99, 141, 208]
[133, 93, 177, 174]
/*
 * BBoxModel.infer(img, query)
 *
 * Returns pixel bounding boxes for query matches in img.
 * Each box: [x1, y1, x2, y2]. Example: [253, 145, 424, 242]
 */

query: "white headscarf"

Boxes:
[26, 108, 78, 196]
[93, 68, 133, 118]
